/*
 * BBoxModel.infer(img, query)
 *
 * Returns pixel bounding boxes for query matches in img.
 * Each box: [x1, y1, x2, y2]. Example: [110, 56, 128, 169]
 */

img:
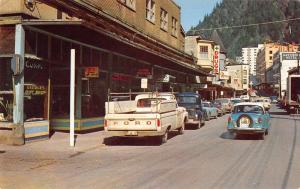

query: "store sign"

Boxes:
[25, 61, 46, 70]
[24, 85, 46, 96]
[112, 74, 131, 81]
[84, 67, 99, 78]
[219, 71, 230, 80]
[141, 78, 148, 89]
[136, 68, 152, 78]
[281, 53, 300, 60]
[213, 45, 220, 74]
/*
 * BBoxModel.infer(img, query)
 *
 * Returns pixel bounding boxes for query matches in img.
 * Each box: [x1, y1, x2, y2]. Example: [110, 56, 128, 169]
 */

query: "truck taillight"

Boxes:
[104, 120, 108, 127]
[156, 119, 161, 127]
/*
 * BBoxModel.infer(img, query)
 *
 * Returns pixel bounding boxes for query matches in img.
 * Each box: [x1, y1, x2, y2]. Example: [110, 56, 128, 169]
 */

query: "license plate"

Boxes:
[126, 131, 138, 136]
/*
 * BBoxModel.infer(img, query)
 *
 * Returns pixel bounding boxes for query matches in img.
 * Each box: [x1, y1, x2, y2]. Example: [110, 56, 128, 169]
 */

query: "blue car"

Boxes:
[176, 92, 205, 129]
[227, 102, 271, 139]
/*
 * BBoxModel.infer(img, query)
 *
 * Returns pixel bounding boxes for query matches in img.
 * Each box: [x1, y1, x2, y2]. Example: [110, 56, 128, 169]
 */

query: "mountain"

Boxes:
[187, 0, 300, 58]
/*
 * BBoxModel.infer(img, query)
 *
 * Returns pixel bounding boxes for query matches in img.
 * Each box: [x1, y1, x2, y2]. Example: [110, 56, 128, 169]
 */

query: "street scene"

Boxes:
[0, 0, 300, 188]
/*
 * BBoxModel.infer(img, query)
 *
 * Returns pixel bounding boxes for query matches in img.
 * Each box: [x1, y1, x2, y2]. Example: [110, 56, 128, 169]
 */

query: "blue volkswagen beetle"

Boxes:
[227, 102, 271, 139]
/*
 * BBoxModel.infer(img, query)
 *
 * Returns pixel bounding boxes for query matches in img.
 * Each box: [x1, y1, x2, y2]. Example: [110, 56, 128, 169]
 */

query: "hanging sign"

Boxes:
[213, 45, 220, 74]
[84, 67, 99, 78]
[141, 78, 148, 89]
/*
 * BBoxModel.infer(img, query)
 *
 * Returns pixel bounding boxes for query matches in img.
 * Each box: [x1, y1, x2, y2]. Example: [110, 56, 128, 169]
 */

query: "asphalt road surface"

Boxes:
[1, 105, 300, 189]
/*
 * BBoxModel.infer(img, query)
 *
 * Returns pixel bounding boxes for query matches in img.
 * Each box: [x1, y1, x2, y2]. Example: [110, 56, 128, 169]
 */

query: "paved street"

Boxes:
[1, 105, 300, 189]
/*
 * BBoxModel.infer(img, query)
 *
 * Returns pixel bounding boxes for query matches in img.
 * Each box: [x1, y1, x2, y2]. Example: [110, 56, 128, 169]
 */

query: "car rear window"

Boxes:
[233, 105, 263, 114]
[137, 98, 165, 107]
[176, 96, 197, 104]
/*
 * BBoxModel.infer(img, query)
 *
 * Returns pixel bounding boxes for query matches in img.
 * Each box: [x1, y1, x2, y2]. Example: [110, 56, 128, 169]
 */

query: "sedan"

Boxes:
[227, 102, 271, 139]
[202, 101, 218, 120]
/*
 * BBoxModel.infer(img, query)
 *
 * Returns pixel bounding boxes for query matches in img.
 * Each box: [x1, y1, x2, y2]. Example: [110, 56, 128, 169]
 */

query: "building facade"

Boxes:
[0, 0, 207, 143]
[226, 64, 249, 94]
[256, 42, 299, 85]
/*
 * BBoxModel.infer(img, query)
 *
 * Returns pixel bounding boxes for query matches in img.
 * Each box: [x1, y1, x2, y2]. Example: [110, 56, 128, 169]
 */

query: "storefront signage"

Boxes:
[112, 74, 131, 81]
[25, 61, 45, 70]
[141, 78, 148, 89]
[136, 68, 152, 78]
[84, 67, 99, 78]
[213, 45, 220, 74]
[281, 53, 300, 61]
[24, 85, 46, 96]
[219, 71, 230, 80]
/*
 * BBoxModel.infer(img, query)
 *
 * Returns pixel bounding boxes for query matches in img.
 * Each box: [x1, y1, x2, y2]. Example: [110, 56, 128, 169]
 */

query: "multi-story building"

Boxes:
[266, 52, 300, 97]
[185, 36, 215, 71]
[256, 42, 298, 85]
[0, 0, 208, 143]
[226, 64, 249, 94]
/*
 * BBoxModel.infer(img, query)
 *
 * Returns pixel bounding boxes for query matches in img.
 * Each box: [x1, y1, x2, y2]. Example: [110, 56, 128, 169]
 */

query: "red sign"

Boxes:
[213, 45, 220, 74]
[84, 67, 99, 78]
[112, 74, 131, 81]
[136, 68, 151, 77]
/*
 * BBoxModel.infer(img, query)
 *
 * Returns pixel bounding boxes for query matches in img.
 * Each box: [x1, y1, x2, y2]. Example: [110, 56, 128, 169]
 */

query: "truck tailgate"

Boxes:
[105, 113, 159, 131]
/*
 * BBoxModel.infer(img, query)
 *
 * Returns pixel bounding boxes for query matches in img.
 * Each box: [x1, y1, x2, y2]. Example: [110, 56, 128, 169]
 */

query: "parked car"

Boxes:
[270, 96, 278, 104]
[214, 98, 232, 113]
[254, 97, 271, 111]
[202, 101, 218, 120]
[105, 92, 188, 144]
[212, 101, 226, 116]
[231, 98, 242, 105]
[227, 102, 271, 139]
[176, 92, 205, 129]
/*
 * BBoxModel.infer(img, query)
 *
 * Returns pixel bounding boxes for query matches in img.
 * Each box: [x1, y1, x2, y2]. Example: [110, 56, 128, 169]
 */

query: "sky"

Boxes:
[175, 0, 222, 31]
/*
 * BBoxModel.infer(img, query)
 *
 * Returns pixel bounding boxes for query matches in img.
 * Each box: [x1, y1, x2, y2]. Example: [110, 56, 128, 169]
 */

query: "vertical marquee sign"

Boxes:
[213, 45, 220, 74]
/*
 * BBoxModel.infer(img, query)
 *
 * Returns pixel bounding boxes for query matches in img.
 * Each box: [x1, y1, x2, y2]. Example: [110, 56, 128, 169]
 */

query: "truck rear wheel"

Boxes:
[160, 130, 168, 144]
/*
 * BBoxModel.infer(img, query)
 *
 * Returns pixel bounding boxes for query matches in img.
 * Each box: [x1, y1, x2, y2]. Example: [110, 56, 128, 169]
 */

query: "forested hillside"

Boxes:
[188, 0, 300, 58]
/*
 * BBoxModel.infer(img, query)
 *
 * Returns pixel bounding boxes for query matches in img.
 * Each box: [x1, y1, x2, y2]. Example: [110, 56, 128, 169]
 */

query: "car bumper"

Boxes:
[228, 127, 265, 134]
[106, 130, 164, 137]
[186, 118, 202, 124]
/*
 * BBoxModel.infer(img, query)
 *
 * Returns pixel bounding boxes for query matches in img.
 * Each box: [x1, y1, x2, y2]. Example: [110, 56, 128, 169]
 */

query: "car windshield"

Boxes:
[233, 105, 263, 114]
[176, 96, 197, 104]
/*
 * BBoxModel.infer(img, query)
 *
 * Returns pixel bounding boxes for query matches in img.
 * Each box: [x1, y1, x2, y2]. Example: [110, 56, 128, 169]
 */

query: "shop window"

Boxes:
[37, 33, 48, 59]
[24, 59, 49, 121]
[146, 0, 155, 23]
[25, 30, 37, 55]
[51, 37, 61, 61]
[82, 46, 91, 66]
[82, 72, 108, 117]
[61, 41, 71, 65]
[0, 58, 13, 122]
[91, 49, 101, 66]
[101, 52, 109, 71]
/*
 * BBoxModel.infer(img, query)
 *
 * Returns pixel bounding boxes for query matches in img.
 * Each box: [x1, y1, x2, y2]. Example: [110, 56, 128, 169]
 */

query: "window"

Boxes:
[199, 46, 208, 59]
[146, 0, 155, 23]
[160, 8, 168, 31]
[269, 56, 272, 60]
[171, 17, 178, 37]
[118, 0, 136, 11]
[269, 50, 272, 54]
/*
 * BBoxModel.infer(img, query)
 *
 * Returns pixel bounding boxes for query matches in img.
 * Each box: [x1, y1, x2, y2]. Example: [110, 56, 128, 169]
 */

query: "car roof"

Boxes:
[233, 102, 264, 109]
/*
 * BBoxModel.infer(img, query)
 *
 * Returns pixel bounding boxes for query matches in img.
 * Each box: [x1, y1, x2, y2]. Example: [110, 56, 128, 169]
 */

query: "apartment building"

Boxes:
[227, 64, 249, 93]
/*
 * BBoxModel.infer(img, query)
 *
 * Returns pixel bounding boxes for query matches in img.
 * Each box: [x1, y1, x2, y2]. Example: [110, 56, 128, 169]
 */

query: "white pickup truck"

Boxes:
[104, 93, 188, 144]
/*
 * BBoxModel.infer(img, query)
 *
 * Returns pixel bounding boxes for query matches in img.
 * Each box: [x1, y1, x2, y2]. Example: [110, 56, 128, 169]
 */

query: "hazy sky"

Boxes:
[175, 0, 222, 31]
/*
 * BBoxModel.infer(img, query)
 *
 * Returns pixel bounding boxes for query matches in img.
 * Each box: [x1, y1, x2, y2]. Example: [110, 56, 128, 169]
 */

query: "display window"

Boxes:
[24, 59, 49, 121]
[0, 58, 13, 122]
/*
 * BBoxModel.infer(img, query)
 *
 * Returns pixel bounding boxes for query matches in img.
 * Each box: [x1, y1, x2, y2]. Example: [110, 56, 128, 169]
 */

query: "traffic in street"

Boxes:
[1, 105, 299, 189]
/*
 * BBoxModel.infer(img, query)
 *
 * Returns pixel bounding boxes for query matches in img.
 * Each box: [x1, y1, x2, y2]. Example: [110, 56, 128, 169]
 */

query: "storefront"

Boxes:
[0, 22, 207, 143]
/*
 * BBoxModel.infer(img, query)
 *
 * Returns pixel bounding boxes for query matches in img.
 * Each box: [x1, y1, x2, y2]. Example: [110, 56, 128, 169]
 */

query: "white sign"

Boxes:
[213, 45, 220, 74]
[141, 78, 148, 89]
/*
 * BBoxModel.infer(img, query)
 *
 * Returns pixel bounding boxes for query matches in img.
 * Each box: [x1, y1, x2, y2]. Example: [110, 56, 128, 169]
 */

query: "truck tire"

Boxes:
[178, 124, 184, 135]
[160, 130, 168, 144]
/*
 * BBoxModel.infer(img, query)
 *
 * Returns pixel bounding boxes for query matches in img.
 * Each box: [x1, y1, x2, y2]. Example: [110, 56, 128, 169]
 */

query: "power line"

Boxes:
[189, 17, 300, 31]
